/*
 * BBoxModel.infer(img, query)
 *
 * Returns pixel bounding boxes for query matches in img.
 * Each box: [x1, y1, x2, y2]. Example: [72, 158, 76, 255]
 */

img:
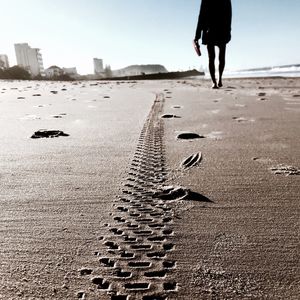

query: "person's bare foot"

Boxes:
[212, 83, 218, 89]
[218, 80, 223, 88]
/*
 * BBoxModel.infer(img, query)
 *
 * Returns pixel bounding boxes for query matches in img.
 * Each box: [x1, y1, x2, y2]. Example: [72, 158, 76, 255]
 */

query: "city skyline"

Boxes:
[1, 0, 300, 74]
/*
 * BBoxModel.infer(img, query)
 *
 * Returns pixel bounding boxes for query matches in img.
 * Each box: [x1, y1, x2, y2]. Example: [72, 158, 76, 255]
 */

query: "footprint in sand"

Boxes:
[177, 132, 205, 140]
[161, 114, 181, 119]
[270, 164, 300, 176]
[172, 105, 182, 109]
[213, 98, 222, 103]
[232, 116, 247, 122]
[31, 130, 69, 139]
[258, 92, 266, 97]
[252, 157, 272, 164]
[181, 152, 202, 170]
[153, 186, 212, 202]
[232, 117, 255, 123]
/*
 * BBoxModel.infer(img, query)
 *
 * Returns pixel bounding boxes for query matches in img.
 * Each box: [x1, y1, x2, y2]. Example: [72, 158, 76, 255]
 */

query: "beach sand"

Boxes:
[0, 78, 299, 299]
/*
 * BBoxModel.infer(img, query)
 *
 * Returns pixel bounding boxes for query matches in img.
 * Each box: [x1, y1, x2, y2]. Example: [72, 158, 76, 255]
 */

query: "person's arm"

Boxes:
[228, 0, 232, 31]
[195, 0, 207, 41]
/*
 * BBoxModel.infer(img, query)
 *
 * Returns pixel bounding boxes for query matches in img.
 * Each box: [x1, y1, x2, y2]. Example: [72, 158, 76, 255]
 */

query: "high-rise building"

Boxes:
[0, 54, 9, 69]
[14, 43, 45, 76]
[94, 58, 104, 74]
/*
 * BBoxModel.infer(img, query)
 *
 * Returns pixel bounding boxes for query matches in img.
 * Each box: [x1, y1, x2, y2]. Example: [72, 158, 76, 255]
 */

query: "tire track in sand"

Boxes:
[79, 93, 177, 300]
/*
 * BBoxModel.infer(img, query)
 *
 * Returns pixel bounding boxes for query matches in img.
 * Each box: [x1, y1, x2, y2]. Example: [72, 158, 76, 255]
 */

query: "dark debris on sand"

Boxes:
[31, 130, 69, 139]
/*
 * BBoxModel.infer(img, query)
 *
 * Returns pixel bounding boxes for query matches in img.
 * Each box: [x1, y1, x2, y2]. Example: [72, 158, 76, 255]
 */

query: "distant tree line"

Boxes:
[0, 66, 31, 80]
[33, 73, 74, 81]
[104, 65, 112, 78]
[0, 66, 74, 81]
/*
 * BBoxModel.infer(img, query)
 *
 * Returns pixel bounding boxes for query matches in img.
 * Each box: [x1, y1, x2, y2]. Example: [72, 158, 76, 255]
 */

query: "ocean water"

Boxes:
[195, 65, 300, 79]
[224, 65, 300, 78]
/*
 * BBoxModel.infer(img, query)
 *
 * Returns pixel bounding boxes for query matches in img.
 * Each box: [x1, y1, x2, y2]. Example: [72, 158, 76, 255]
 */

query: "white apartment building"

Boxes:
[45, 66, 78, 78]
[0, 54, 9, 69]
[94, 58, 104, 74]
[45, 65, 64, 78]
[14, 43, 45, 76]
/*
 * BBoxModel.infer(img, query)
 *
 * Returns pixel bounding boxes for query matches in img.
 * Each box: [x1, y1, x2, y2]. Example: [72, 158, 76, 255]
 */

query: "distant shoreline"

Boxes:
[98, 69, 204, 81]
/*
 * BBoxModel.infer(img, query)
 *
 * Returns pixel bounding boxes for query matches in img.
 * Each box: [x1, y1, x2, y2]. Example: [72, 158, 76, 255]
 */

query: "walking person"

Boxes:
[194, 0, 232, 89]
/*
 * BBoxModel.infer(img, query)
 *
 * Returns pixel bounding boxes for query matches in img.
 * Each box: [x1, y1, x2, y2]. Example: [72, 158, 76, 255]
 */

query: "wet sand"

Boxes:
[0, 78, 299, 299]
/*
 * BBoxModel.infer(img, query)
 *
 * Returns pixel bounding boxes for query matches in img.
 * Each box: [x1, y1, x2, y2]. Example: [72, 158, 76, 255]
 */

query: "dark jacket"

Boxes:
[195, 0, 232, 45]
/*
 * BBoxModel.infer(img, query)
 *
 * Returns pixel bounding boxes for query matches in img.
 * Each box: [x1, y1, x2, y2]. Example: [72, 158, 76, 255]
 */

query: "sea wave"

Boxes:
[224, 65, 300, 78]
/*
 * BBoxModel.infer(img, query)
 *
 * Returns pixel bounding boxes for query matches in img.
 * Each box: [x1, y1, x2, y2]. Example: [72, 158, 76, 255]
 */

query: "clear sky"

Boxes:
[1, 0, 300, 74]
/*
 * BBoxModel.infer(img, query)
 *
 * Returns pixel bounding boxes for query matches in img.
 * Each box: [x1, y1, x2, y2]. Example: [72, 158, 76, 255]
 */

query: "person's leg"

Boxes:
[207, 44, 218, 89]
[218, 44, 226, 88]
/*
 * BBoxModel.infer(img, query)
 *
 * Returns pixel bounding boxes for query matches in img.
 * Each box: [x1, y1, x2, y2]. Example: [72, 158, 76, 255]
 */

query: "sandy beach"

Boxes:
[0, 77, 299, 299]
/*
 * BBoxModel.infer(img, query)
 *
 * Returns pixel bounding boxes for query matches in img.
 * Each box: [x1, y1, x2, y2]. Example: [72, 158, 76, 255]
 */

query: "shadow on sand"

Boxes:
[153, 186, 213, 203]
